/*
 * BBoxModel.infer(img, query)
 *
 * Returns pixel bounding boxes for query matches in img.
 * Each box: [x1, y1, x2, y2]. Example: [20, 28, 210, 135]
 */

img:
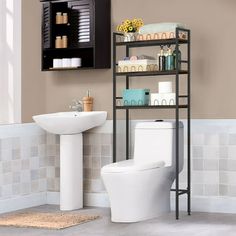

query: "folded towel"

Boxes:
[139, 22, 186, 34]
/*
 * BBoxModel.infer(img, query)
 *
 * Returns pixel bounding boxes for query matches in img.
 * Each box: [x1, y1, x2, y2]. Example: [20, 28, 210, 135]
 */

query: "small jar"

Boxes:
[62, 36, 68, 48]
[55, 36, 62, 48]
[62, 13, 68, 24]
[56, 12, 63, 24]
[83, 97, 93, 112]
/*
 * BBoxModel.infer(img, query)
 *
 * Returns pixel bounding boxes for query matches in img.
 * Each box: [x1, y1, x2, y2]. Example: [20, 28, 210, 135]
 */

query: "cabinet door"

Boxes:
[42, 2, 52, 49]
[68, 0, 94, 47]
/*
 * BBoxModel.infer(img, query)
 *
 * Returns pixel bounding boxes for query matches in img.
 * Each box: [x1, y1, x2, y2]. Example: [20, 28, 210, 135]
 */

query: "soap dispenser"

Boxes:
[83, 90, 94, 112]
[166, 46, 174, 71]
[158, 46, 166, 71]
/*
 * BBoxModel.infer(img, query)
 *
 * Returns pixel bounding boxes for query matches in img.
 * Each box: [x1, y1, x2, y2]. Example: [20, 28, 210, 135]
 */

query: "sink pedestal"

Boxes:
[60, 134, 83, 211]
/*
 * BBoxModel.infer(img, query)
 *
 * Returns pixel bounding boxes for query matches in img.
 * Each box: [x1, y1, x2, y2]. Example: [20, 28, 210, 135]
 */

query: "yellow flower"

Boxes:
[132, 18, 137, 24]
[124, 19, 131, 25]
[116, 25, 120, 32]
[118, 18, 144, 33]
[128, 26, 133, 32]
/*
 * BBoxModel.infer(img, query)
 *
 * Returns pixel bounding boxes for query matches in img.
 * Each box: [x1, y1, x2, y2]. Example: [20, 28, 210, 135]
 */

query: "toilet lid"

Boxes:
[101, 159, 165, 173]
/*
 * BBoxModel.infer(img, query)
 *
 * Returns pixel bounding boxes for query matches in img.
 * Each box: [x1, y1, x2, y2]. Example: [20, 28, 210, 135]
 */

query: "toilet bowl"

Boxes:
[101, 121, 184, 223]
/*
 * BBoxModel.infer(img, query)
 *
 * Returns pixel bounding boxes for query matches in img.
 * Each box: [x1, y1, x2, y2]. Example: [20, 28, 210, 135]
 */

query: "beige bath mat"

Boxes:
[0, 212, 100, 230]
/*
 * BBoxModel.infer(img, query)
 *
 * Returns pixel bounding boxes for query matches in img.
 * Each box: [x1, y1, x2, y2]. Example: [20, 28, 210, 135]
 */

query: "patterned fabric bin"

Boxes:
[117, 60, 158, 73]
[136, 31, 187, 41]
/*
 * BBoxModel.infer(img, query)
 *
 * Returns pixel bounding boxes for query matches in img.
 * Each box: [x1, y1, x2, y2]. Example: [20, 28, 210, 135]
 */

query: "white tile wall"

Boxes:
[1, 120, 236, 205]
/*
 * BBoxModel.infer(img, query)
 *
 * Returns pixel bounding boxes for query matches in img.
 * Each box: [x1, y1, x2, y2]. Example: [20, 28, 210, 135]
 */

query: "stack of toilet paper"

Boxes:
[151, 82, 176, 106]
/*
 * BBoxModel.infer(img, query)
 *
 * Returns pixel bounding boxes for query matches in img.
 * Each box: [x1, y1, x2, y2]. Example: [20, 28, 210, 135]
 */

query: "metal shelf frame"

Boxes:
[112, 28, 191, 220]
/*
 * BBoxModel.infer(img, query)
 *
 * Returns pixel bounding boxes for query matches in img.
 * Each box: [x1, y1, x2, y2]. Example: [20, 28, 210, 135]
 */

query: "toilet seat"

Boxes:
[102, 159, 165, 173]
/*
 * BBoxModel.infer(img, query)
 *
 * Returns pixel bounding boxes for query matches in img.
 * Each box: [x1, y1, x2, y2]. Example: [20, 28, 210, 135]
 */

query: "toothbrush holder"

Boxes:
[83, 97, 93, 112]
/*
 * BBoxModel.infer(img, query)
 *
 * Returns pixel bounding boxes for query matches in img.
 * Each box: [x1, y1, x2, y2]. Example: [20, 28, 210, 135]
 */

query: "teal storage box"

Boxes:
[122, 89, 150, 106]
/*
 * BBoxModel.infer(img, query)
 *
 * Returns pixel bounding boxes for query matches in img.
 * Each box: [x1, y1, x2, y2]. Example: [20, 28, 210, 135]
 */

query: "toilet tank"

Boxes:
[134, 121, 184, 169]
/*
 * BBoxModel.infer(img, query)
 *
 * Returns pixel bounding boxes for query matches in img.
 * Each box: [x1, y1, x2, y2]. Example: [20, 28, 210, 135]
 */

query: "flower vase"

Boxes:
[124, 32, 137, 42]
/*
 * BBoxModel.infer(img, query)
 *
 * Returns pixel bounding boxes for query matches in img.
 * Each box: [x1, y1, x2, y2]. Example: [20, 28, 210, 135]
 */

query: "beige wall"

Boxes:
[22, 0, 236, 122]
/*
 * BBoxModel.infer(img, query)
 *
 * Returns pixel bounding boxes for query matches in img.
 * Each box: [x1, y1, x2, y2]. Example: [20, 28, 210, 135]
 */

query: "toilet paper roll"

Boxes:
[71, 58, 82, 67]
[62, 58, 71, 68]
[53, 59, 62, 68]
[159, 82, 173, 94]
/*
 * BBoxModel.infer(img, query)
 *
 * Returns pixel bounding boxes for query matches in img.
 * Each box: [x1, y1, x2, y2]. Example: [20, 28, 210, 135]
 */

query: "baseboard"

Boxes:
[84, 192, 110, 207]
[171, 195, 236, 214]
[46, 191, 110, 208]
[0, 192, 47, 214]
[1, 192, 236, 214]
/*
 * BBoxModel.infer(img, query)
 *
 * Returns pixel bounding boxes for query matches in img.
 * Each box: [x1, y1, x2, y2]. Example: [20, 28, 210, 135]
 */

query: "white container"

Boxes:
[53, 59, 62, 68]
[159, 81, 173, 94]
[151, 93, 176, 106]
[71, 58, 82, 67]
[62, 58, 71, 68]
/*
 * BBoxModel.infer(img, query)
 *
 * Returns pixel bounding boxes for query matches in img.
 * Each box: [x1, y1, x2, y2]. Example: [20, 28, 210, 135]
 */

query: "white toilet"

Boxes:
[101, 121, 184, 223]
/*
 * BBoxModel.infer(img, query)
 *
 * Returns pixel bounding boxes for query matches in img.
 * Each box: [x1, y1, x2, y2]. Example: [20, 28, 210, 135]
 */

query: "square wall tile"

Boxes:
[219, 184, 228, 196]
[203, 171, 219, 184]
[192, 184, 204, 196]
[101, 145, 111, 157]
[228, 185, 236, 197]
[192, 146, 203, 158]
[192, 134, 204, 146]
[204, 184, 219, 196]
[219, 146, 228, 159]
[30, 146, 38, 157]
[203, 159, 219, 171]
[228, 146, 236, 159]
[219, 133, 229, 146]
[228, 160, 236, 171]
[12, 149, 21, 160]
[219, 159, 228, 171]
[204, 134, 219, 146]
[203, 146, 219, 159]
[229, 134, 236, 145]
[92, 156, 101, 169]
[192, 159, 203, 171]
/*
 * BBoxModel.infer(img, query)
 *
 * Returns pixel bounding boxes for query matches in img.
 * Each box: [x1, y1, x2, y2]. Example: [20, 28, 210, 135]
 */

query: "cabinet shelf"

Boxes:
[116, 70, 188, 77]
[116, 38, 188, 48]
[116, 105, 189, 110]
[46, 66, 93, 71]
[43, 46, 93, 52]
[40, 0, 111, 71]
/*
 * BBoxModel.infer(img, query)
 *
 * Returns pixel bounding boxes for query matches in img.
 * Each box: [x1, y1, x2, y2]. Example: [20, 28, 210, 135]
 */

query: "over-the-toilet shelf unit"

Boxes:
[113, 28, 191, 220]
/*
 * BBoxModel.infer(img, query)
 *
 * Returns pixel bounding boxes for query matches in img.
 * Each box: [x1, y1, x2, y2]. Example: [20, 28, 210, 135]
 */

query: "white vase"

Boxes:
[124, 32, 137, 42]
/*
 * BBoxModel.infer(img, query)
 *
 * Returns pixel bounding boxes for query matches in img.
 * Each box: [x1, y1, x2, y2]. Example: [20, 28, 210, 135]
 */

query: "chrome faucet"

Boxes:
[69, 99, 83, 112]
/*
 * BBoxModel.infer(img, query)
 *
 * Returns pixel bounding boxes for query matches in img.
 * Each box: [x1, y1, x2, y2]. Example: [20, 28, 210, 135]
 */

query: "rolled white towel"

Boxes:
[139, 22, 186, 34]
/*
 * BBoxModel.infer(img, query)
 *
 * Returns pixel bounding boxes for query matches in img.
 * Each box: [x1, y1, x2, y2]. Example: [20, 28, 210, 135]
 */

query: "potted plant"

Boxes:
[117, 18, 144, 42]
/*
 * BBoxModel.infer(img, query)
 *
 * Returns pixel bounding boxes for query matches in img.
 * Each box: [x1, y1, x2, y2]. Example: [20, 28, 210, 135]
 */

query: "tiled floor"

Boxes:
[0, 205, 236, 236]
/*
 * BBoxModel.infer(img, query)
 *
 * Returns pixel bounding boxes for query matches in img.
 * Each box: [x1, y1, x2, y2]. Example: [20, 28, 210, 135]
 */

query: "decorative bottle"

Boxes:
[166, 47, 174, 71]
[158, 46, 166, 71]
[173, 47, 182, 70]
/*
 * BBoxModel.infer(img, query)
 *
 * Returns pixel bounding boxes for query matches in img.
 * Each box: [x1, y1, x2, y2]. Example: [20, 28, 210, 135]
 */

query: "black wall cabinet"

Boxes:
[40, 0, 111, 71]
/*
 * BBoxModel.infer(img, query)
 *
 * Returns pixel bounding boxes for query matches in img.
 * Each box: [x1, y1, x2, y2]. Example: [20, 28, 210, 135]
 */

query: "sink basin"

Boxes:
[33, 111, 107, 135]
[33, 111, 107, 211]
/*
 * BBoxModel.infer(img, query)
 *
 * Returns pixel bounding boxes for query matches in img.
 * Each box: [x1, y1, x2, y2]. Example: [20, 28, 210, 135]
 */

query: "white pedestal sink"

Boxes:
[33, 111, 107, 211]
